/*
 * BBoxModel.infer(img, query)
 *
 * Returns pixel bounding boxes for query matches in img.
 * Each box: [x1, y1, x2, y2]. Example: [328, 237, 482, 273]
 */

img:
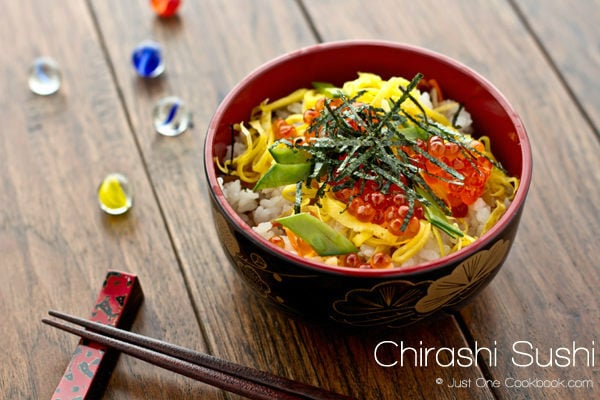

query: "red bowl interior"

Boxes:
[205, 40, 532, 277]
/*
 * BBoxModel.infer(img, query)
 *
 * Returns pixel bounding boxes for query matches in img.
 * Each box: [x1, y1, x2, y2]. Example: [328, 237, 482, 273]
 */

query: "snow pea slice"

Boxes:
[269, 145, 310, 164]
[276, 213, 358, 256]
[417, 188, 464, 238]
[396, 125, 428, 141]
[253, 163, 312, 191]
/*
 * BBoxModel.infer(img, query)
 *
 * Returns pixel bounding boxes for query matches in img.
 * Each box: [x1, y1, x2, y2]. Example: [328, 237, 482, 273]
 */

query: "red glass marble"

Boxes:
[151, 0, 181, 17]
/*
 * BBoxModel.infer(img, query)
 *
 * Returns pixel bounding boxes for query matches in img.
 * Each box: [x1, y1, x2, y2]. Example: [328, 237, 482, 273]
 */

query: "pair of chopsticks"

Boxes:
[43, 310, 356, 400]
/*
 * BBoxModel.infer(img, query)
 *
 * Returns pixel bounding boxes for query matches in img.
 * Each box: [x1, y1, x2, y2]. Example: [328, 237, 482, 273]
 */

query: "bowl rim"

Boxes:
[204, 39, 533, 278]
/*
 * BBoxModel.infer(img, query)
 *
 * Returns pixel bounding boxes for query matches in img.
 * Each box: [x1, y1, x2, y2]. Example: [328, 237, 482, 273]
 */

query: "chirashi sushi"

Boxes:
[215, 72, 519, 269]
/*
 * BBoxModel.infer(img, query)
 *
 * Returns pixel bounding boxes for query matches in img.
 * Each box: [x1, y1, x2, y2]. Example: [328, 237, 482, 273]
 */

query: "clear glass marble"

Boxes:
[97, 173, 133, 215]
[28, 57, 61, 95]
[152, 96, 192, 136]
[131, 40, 165, 78]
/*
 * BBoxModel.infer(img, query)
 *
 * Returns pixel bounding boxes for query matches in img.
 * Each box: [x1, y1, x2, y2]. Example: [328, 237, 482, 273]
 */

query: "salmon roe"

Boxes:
[341, 253, 361, 268]
[420, 135, 493, 216]
[269, 235, 285, 248]
[369, 252, 392, 268]
[334, 180, 425, 239]
[273, 119, 297, 139]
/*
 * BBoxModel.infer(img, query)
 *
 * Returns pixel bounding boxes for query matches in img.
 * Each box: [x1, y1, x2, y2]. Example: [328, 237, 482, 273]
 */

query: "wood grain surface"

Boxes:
[515, 0, 600, 132]
[1, 0, 598, 399]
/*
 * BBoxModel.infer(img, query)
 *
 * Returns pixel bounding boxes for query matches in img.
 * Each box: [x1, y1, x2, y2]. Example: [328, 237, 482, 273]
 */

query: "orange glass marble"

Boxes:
[151, 0, 181, 17]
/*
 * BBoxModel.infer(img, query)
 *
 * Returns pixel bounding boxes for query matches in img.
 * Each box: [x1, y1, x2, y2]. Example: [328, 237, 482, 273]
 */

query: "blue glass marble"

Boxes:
[28, 57, 61, 95]
[152, 96, 192, 136]
[131, 40, 165, 78]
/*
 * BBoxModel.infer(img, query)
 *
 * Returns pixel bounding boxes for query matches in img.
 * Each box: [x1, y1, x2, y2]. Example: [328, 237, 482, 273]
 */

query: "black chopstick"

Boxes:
[43, 310, 356, 400]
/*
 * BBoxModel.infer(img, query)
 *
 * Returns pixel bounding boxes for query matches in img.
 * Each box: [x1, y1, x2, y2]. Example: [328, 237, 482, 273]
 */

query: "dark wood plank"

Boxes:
[4, 0, 598, 399]
[515, 0, 600, 133]
[89, 0, 493, 398]
[303, 0, 600, 398]
[0, 1, 223, 399]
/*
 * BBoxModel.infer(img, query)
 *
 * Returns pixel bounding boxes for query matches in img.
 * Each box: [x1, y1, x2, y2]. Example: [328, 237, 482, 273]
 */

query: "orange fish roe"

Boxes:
[369, 252, 393, 268]
[420, 136, 493, 217]
[336, 183, 426, 240]
[268, 235, 285, 248]
[341, 253, 361, 268]
[273, 119, 297, 139]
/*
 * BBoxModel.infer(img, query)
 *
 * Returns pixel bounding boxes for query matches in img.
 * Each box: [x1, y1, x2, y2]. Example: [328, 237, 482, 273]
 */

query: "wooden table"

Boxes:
[2, 1, 599, 399]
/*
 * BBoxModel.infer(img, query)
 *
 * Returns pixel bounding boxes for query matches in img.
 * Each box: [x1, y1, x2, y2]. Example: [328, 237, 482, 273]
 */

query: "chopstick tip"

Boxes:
[41, 317, 56, 326]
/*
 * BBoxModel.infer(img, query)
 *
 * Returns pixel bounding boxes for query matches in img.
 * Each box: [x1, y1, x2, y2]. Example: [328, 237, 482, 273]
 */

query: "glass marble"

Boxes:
[97, 173, 133, 215]
[152, 96, 192, 136]
[151, 0, 181, 17]
[28, 57, 61, 95]
[131, 41, 165, 78]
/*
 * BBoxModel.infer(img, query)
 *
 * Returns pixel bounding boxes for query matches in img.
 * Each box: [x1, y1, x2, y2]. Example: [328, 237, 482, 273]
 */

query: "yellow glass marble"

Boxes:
[97, 173, 132, 215]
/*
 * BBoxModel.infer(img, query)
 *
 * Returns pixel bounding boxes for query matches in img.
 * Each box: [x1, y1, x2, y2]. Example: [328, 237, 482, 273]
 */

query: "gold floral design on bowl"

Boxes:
[330, 239, 511, 327]
[232, 250, 320, 306]
[331, 280, 432, 328]
[415, 239, 511, 313]
[236, 253, 272, 298]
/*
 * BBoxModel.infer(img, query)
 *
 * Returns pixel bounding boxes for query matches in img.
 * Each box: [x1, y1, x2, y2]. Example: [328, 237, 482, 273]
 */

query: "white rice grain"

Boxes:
[252, 188, 292, 224]
[221, 179, 259, 214]
[252, 221, 276, 239]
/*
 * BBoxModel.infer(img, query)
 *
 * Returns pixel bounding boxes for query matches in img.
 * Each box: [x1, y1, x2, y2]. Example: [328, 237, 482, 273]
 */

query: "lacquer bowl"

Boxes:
[204, 40, 532, 328]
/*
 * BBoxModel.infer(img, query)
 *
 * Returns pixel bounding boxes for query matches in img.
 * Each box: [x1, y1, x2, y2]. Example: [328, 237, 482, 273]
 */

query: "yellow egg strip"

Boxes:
[431, 226, 446, 257]
[322, 196, 400, 246]
[233, 123, 263, 182]
[391, 221, 431, 265]
[343, 73, 451, 126]
[259, 88, 308, 113]
[483, 200, 507, 234]
[248, 120, 274, 175]
[302, 89, 324, 111]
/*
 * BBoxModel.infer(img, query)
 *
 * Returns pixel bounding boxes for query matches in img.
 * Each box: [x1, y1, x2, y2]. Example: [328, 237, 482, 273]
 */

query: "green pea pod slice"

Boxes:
[396, 125, 428, 141]
[253, 163, 312, 191]
[276, 213, 358, 256]
[417, 187, 464, 238]
[269, 145, 310, 164]
[311, 81, 341, 97]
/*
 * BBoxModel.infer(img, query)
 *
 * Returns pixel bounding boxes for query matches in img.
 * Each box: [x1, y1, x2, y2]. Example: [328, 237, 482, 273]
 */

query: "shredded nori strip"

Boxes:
[272, 73, 499, 235]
